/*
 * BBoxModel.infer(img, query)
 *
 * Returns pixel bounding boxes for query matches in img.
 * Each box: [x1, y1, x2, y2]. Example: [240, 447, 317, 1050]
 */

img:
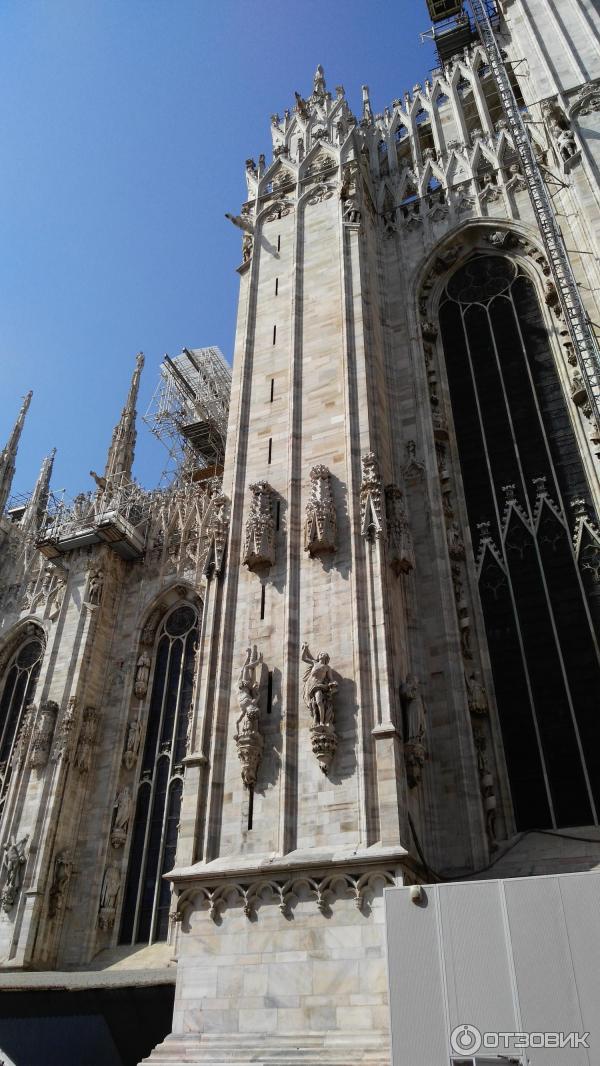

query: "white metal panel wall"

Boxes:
[385, 873, 599, 1066]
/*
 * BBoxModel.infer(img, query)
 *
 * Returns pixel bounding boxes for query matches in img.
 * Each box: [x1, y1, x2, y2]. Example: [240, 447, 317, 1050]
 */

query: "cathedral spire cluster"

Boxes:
[0, 390, 33, 514]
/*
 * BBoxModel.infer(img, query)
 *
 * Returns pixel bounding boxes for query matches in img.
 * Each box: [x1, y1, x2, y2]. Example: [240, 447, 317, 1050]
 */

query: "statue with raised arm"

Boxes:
[234, 646, 264, 789]
[301, 644, 337, 726]
[302, 643, 338, 773]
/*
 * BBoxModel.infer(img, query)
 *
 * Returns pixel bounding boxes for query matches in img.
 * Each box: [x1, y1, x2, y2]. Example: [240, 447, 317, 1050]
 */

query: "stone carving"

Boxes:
[243, 481, 276, 570]
[304, 465, 337, 556]
[98, 865, 121, 930]
[52, 697, 78, 763]
[234, 646, 264, 789]
[28, 699, 59, 769]
[474, 729, 497, 850]
[360, 452, 386, 540]
[48, 850, 72, 918]
[548, 117, 578, 163]
[123, 715, 142, 770]
[572, 82, 600, 117]
[446, 521, 465, 560]
[1, 835, 28, 911]
[172, 868, 397, 924]
[466, 670, 489, 716]
[342, 198, 361, 225]
[86, 569, 104, 606]
[242, 234, 253, 263]
[385, 485, 414, 575]
[74, 706, 98, 774]
[141, 609, 161, 646]
[399, 675, 426, 788]
[479, 173, 502, 203]
[134, 652, 151, 698]
[421, 320, 438, 342]
[202, 491, 230, 577]
[306, 183, 334, 206]
[302, 643, 338, 774]
[111, 786, 132, 848]
[11, 702, 36, 769]
[571, 371, 591, 414]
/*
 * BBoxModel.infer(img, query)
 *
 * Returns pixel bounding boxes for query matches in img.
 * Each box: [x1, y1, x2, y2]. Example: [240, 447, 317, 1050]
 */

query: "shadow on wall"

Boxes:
[0, 984, 175, 1066]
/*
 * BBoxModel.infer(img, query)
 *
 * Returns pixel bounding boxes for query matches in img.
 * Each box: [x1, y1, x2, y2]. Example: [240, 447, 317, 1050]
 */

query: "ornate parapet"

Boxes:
[242, 481, 275, 570]
[304, 465, 337, 556]
[171, 861, 402, 924]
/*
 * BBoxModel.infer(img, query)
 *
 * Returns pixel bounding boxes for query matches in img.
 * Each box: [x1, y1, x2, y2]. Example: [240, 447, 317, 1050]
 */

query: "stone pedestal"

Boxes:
[143, 853, 408, 1066]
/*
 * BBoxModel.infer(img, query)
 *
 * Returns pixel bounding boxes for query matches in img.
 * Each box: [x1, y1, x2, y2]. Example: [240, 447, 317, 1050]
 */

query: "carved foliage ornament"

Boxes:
[243, 481, 276, 571]
[360, 452, 385, 541]
[304, 465, 337, 556]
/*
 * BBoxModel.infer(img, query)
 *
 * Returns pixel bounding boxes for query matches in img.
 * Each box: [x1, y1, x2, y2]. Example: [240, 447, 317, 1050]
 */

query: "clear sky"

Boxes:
[0, 0, 437, 501]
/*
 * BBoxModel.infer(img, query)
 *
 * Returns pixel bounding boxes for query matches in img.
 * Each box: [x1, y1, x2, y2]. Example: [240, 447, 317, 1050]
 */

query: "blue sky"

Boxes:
[0, 0, 437, 500]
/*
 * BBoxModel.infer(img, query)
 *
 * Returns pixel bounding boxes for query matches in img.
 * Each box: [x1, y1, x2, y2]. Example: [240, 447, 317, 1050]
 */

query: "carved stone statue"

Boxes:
[466, 670, 489, 716]
[87, 569, 104, 606]
[304, 465, 337, 556]
[385, 485, 414, 574]
[48, 851, 72, 918]
[74, 706, 98, 774]
[28, 700, 59, 769]
[98, 866, 121, 930]
[1, 835, 28, 911]
[342, 198, 361, 225]
[243, 481, 276, 570]
[234, 646, 264, 789]
[474, 729, 497, 850]
[447, 521, 465, 560]
[123, 715, 142, 770]
[111, 786, 132, 848]
[399, 674, 427, 788]
[302, 643, 338, 774]
[134, 652, 151, 699]
[51, 697, 78, 763]
[202, 490, 230, 577]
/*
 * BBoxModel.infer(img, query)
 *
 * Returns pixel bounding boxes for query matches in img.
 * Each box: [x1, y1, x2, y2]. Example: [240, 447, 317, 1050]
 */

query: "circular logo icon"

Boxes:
[450, 1024, 482, 1055]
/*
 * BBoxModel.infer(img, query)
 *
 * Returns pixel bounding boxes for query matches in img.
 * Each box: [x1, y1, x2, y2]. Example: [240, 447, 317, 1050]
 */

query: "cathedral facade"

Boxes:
[1, 1, 600, 1063]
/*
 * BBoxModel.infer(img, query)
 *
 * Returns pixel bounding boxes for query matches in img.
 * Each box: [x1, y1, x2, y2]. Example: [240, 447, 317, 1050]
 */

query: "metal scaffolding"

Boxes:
[143, 346, 231, 478]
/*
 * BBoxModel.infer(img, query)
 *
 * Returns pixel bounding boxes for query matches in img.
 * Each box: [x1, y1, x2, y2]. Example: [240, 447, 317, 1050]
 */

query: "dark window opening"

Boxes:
[439, 254, 600, 830]
[268, 437, 272, 464]
[260, 584, 266, 620]
[120, 602, 200, 945]
[270, 378, 275, 402]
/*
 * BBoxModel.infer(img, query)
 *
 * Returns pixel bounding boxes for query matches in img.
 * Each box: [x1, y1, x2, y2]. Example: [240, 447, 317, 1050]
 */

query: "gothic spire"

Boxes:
[22, 447, 56, 530]
[100, 352, 145, 488]
[0, 390, 33, 515]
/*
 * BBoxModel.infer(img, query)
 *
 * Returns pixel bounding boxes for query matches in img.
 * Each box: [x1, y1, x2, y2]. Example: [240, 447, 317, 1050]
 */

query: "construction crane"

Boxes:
[425, 0, 600, 430]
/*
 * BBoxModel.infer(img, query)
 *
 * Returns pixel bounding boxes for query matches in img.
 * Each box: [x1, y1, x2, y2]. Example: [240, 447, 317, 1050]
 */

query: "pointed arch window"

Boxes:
[119, 602, 199, 945]
[0, 631, 45, 815]
[439, 254, 600, 831]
